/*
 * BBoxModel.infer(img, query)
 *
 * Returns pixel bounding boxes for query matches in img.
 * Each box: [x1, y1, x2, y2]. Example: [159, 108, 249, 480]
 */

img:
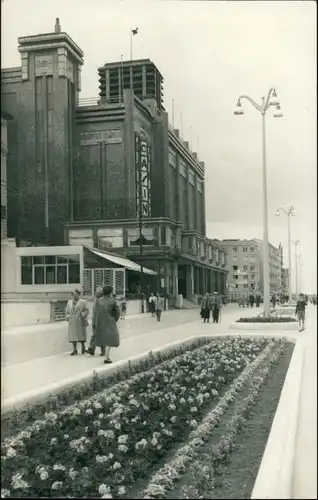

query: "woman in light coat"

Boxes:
[86, 286, 104, 356]
[65, 289, 89, 355]
[93, 285, 120, 364]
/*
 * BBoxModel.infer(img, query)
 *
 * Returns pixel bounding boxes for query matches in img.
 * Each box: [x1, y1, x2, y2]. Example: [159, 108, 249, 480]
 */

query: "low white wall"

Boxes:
[1, 301, 52, 328]
[251, 339, 304, 499]
[229, 321, 298, 331]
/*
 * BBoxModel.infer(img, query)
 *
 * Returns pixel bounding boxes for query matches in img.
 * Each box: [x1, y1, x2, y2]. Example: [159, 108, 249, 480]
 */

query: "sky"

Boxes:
[2, 0, 317, 292]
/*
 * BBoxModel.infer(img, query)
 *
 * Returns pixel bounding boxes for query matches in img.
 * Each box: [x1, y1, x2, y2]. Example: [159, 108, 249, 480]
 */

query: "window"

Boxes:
[243, 284, 248, 288]
[233, 275, 238, 280]
[244, 275, 248, 280]
[251, 274, 255, 280]
[233, 265, 238, 271]
[233, 255, 238, 261]
[1, 205, 7, 219]
[169, 148, 177, 168]
[243, 265, 248, 271]
[243, 247, 248, 252]
[189, 171, 195, 186]
[127, 227, 154, 246]
[197, 180, 202, 193]
[160, 226, 167, 245]
[97, 228, 124, 249]
[250, 247, 255, 253]
[250, 265, 255, 271]
[180, 159, 187, 178]
[235, 284, 238, 289]
[20, 254, 80, 285]
[233, 247, 237, 252]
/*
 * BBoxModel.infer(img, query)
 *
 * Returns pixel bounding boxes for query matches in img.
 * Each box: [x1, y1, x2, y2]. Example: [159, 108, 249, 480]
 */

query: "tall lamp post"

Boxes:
[292, 239, 300, 298]
[275, 206, 295, 304]
[234, 88, 283, 317]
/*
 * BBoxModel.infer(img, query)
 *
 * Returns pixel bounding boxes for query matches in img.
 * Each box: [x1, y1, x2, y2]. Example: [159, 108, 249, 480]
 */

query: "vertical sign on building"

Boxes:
[135, 133, 151, 218]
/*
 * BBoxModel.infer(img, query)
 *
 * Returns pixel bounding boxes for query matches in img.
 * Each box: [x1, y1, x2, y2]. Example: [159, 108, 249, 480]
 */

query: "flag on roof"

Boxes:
[132, 27, 138, 35]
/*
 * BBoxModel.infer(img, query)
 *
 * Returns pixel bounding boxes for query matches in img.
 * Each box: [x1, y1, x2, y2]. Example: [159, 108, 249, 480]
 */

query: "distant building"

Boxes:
[282, 267, 289, 292]
[213, 238, 283, 296]
[1, 110, 12, 240]
[1, 19, 228, 299]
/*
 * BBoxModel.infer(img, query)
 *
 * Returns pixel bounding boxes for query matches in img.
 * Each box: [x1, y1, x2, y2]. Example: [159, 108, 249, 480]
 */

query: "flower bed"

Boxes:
[1, 336, 293, 499]
[237, 316, 296, 323]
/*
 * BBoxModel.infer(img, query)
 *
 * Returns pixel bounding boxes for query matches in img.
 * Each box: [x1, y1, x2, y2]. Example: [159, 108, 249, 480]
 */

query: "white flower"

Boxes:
[117, 486, 126, 496]
[40, 471, 49, 480]
[94, 421, 101, 428]
[170, 416, 177, 423]
[190, 406, 198, 413]
[114, 423, 121, 430]
[113, 461, 121, 470]
[96, 455, 108, 464]
[85, 408, 93, 416]
[50, 438, 58, 446]
[69, 468, 77, 480]
[180, 397, 186, 404]
[20, 431, 31, 439]
[101, 495, 113, 499]
[64, 434, 70, 440]
[98, 484, 111, 496]
[51, 481, 63, 491]
[168, 403, 176, 411]
[11, 473, 29, 490]
[94, 402, 102, 410]
[108, 453, 114, 459]
[73, 408, 81, 416]
[118, 444, 128, 453]
[6, 447, 16, 458]
[1, 489, 11, 498]
[118, 435, 128, 444]
[190, 419, 198, 427]
[98, 413, 104, 420]
[53, 464, 66, 471]
[151, 437, 158, 446]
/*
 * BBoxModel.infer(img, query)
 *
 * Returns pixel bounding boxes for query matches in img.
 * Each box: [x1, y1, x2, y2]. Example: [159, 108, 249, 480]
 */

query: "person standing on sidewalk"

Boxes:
[120, 298, 127, 319]
[211, 291, 222, 323]
[200, 292, 212, 323]
[86, 287, 105, 356]
[65, 289, 89, 355]
[155, 293, 164, 322]
[295, 293, 307, 332]
[148, 292, 156, 318]
[93, 285, 120, 364]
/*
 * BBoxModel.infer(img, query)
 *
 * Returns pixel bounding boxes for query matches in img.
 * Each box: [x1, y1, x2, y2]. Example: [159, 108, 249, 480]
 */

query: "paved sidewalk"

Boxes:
[1, 306, 255, 401]
[291, 305, 317, 499]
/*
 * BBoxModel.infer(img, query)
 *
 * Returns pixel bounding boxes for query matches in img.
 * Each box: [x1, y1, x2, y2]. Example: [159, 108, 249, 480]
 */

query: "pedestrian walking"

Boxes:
[65, 289, 89, 355]
[211, 291, 222, 323]
[271, 294, 277, 309]
[148, 292, 156, 318]
[120, 298, 127, 319]
[249, 294, 255, 308]
[200, 292, 212, 323]
[93, 285, 120, 364]
[86, 286, 105, 356]
[295, 293, 307, 332]
[155, 293, 164, 322]
[255, 293, 261, 307]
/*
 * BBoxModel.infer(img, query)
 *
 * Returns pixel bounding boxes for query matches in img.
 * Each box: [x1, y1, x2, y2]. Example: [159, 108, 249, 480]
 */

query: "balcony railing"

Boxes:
[76, 96, 125, 107]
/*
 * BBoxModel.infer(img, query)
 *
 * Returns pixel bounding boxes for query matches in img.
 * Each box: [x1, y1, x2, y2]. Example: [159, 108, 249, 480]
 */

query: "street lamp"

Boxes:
[292, 240, 300, 298]
[234, 88, 283, 317]
[275, 206, 295, 303]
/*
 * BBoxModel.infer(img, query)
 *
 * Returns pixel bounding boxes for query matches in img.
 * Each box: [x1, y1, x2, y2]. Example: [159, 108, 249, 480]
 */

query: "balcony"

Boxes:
[76, 96, 125, 108]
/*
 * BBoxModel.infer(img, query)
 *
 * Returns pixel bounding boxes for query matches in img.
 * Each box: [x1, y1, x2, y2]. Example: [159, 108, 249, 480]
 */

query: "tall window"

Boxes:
[243, 265, 248, 271]
[97, 228, 124, 249]
[180, 159, 187, 178]
[127, 227, 154, 246]
[250, 247, 255, 253]
[243, 247, 248, 252]
[20, 254, 80, 285]
[233, 247, 238, 252]
[189, 171, 195, 186]
[169, 148, 177, 168]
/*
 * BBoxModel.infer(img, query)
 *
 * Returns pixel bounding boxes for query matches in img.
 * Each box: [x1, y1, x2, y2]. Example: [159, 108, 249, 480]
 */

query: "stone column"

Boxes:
[172, 260, 179, 296]
[186, 264, 194, 297]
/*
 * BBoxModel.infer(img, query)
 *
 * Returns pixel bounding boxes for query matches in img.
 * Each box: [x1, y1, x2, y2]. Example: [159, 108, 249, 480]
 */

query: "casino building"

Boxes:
[1, 19, 228, 301]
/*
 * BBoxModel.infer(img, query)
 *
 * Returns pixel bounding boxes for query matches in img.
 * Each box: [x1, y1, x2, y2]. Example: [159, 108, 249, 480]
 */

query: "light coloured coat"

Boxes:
[65, 298, 89, 342]
[93, 296, 120, 348]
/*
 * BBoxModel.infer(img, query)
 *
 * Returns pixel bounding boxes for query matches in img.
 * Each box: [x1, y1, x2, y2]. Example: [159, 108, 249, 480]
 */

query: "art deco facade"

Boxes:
[1, 20, 228, 299]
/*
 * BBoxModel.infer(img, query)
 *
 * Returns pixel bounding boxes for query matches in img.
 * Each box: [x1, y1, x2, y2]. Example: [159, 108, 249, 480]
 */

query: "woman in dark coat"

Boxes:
[93, 285, 120, 364]
[200, 293, 212, 323]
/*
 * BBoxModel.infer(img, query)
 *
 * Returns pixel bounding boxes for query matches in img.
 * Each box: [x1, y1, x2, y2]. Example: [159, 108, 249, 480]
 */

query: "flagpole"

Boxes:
[130, 30, 132, 60]
[197, 135, 199, 156]
[120, 54, 124, 102]
[172, 98, 175, 128]
[190, 125, 192, 149]
[180, 113, 183, 138]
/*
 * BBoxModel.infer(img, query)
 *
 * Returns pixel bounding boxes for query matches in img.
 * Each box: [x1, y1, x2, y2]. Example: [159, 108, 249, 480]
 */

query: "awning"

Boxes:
[84, 247, 157, 276]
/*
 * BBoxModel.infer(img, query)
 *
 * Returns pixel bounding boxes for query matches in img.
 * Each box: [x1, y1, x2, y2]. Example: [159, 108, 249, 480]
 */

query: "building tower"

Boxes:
[2, 19, 84, 244]
[98, 59, 164, 114]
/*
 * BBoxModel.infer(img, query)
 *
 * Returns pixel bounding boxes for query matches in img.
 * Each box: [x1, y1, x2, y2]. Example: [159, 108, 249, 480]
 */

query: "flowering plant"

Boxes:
[1, 337, 277, 499]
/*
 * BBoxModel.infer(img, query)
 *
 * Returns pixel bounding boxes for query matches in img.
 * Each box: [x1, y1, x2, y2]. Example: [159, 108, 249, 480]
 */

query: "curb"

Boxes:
[229, 321, 299, 331]
[251, 338, 304, 499]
